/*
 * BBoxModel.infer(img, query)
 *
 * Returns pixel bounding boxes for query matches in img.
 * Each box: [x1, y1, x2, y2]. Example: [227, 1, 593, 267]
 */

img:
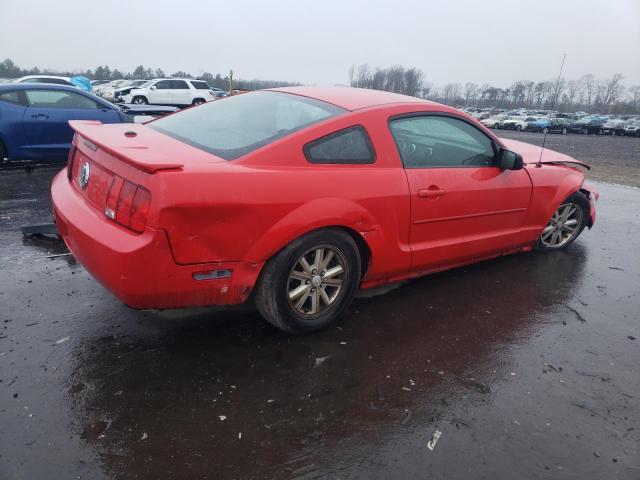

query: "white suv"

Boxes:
[121, 78, 217, 106]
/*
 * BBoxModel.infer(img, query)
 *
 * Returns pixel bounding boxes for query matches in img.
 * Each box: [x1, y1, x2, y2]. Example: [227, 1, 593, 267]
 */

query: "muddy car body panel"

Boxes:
[51, 87, 596, 311]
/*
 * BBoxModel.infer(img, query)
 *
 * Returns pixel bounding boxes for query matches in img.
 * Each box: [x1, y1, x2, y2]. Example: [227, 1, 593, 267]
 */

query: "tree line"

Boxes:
[349, 63, 640, 114]
[0, 58, 299, 91]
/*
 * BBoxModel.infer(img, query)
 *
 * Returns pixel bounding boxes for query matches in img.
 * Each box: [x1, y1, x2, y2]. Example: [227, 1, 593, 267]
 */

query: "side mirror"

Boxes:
[150, 85, 157, 90]
[498, 149, 524, 170]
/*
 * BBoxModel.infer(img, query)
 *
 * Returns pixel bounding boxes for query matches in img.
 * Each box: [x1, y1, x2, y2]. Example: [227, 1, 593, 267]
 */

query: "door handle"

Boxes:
[418, 187, 446, 198]
[31, 113, 49, 119]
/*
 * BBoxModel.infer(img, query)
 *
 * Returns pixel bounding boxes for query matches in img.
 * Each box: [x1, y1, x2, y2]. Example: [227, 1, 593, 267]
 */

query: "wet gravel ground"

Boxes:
[498, 130, 640, 187]
[1, 166, 639, 479]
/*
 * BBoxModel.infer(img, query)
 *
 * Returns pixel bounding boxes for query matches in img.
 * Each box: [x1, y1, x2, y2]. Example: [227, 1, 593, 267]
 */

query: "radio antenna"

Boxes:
[537, 53, 566, 167]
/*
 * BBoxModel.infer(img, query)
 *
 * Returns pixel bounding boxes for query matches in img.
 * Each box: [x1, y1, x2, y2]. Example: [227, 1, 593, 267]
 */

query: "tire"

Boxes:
[131, 96, 148, 105]
[192, 98, 206, 106]
[536, 192, 589, 251]
[0, 140, 7, 162]
[542, 128, 549, 134]
[255, 229, 361, 334]
[562, 128, 567, 135]
[516, 124, 522, 131]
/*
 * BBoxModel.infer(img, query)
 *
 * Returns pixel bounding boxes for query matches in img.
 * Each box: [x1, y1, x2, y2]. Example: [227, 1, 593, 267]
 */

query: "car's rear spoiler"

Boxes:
[69, 120, 184, 173]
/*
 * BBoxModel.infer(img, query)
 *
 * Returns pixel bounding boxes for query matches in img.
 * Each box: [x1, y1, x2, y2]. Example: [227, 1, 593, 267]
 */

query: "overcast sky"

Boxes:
[2, 0, 639, 87]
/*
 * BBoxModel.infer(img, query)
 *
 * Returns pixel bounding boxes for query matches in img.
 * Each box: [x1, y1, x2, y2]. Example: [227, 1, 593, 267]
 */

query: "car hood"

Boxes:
[499, 138, 591, 170]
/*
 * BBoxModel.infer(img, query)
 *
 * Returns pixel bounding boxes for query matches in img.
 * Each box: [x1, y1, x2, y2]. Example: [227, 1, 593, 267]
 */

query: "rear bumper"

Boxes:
[51, 170, 262, 309]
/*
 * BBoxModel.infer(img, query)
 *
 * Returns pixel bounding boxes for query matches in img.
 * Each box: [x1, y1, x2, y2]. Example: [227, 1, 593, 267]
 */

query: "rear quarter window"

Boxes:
[304, 126, 375, 164]
[0, 90, 27, 106]
[191, 81, 211, 90]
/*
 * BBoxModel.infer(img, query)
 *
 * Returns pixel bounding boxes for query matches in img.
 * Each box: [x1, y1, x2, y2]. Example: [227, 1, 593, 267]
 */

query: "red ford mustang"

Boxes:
[51, 87, 598, 334]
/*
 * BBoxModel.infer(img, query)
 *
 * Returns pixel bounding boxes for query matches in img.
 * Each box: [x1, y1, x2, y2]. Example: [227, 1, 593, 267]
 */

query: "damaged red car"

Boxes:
[51, 86, 598, 334]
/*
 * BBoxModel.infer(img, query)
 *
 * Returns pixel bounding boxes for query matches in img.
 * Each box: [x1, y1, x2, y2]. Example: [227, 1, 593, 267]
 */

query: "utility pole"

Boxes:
[229, 69, 234, 93]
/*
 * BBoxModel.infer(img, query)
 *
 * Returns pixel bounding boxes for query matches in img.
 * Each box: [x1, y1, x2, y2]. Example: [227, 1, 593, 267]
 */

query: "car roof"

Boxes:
[0, 83, 83, 92]
[269, 86, 433, 111]
[17, 75, 71, 80]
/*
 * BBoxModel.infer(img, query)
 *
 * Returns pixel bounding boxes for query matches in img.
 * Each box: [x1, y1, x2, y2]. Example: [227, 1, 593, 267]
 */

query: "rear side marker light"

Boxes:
[193, 270, 232, 281]
[66, 144, 77, 179]
[104, 175, 151, 233]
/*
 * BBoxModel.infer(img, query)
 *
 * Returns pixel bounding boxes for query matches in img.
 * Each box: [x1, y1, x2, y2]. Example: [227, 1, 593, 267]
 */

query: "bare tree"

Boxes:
[582, 74, 596, 112]
[464, 82, 478, 106]
[597, 74, 625, 110]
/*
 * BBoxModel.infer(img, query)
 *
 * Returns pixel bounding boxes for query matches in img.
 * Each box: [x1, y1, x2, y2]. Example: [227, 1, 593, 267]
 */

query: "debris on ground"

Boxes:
[314, 355, 331, 368]
[427, 430, 442, 451]
[141, 432, 148, 441]
[565, 304, 587, 323]
[46, 253, 73, 259]
[218, 415, 227, 421]
[55, 336, 69, 345]
[401, 410, 412, 425]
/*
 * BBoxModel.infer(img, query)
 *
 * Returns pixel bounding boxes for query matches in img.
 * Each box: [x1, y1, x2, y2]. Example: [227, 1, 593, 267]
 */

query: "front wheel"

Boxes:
[516, 124, 522, 131]
[192, 98, 206, 106]
[536, 193, 589, 250]
[131, 96, 148, 105]
[255, 229, 361, 334]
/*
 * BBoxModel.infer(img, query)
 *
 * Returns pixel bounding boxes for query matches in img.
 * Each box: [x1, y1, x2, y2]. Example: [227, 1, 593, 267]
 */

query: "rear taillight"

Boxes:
[66, 144, 77, 180]
[104, 175, 151, 233]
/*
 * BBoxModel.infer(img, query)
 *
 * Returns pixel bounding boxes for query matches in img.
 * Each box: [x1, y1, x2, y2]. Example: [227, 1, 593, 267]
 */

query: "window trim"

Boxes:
[388, 112, 500, 169]
[303, 125, 376, 165]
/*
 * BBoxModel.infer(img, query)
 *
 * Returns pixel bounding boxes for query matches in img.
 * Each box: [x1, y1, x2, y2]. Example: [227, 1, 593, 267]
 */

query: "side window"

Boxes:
[304, 126, 375, 164]
[155, 80, 172, 89]
[25, 90, 99, 109]
[171, 80, 189, 89]
[0, 90, 27, 106]
[389, 115, 495, 168]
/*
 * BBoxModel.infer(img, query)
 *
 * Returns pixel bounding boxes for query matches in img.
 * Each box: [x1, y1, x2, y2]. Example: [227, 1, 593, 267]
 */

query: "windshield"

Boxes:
[149, 91, 345, 160]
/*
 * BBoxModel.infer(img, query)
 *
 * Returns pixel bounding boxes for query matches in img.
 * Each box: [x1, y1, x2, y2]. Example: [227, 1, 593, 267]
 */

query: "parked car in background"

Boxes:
[567, 115, 609, 134]
[95, 79, 131, 98]
[210, 87, 227, 99]
[502, 116, 539, 131]
[480, 114, 508, 129]
[526, 117, 570, 134]
[0, 84, 126, 165]
[601, 118, 628, 136]
[51, 86, 597, 334]
[91, 80, 110, 87]
[13, 75, 74, 86]
[109, 80, 148, 102]
[121, 78, 217, 106]
[623, 119, 640, 137]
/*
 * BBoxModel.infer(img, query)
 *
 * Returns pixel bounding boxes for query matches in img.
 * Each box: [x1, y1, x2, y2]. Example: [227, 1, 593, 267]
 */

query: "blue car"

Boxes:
[0, 83, 127, 166]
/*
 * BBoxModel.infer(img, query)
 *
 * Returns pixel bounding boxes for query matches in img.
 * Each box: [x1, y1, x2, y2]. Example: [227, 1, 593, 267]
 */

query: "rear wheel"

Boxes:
[131, 96, 148, 105]
[536, 193, 589, 250]
[516, 124, 522, 131]
[255, 229, 361, 334]
[192, 98, 206, 106]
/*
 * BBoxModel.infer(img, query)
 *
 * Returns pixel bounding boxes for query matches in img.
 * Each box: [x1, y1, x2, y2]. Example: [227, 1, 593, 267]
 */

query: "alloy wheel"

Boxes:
[540, 202, 584, 248]
[287, 245, 346, 316]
